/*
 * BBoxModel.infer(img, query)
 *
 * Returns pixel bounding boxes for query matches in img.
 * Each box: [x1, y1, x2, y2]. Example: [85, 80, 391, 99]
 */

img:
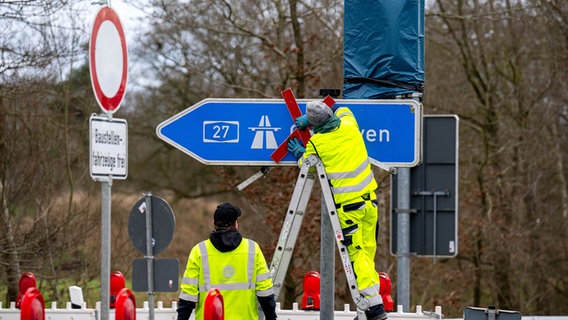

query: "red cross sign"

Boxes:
[270, 89, 335, 163]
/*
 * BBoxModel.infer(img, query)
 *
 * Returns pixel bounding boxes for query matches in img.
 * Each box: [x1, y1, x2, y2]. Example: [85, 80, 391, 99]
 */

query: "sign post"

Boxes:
[129, 194, 179, 320]
[89, 5, 128, 320]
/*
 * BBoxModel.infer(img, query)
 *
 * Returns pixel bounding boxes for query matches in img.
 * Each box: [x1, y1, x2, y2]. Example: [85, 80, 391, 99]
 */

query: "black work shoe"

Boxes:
[353, 304, 388, 320]
[367, 304, 388, 320]
[367, 312, 388, 320]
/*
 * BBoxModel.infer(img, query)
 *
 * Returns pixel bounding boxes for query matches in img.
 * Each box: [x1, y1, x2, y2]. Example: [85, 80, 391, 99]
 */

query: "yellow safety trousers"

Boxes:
[338, 192, 383, 306]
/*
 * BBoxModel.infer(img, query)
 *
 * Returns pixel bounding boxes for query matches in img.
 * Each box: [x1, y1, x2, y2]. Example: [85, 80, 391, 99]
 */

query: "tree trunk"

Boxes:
[0, 182, 21, 303]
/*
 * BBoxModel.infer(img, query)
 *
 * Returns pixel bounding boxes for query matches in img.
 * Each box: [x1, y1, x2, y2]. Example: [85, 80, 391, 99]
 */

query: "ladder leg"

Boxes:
[270, 167, 315, 300]
[314, 157, 370, 317]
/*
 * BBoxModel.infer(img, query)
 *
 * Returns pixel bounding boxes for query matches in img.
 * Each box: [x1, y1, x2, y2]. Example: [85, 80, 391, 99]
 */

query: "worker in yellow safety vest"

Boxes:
[177, 202, 278, 320]
[287, 101, 387, 320]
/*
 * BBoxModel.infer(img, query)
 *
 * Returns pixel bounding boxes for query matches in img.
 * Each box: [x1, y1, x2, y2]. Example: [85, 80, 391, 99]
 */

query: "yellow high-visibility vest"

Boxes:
[300, 106, 378, 205]
[180, 238, 274, 320]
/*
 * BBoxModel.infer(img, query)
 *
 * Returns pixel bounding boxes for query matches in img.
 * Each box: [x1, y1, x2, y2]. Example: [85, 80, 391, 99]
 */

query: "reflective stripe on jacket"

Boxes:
[179, 238, 274, 320]
[300, 106, 378, 205]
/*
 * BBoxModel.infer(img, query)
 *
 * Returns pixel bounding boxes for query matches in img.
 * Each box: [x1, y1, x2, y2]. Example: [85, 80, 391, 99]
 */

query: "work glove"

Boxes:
[287, 137, 305, 159]
[295, 114, 309, 130]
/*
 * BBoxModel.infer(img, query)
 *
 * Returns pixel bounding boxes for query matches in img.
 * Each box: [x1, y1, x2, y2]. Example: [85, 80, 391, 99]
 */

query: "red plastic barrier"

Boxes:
[20, 287, 44, 320]
[17, 272, 37, 309]
[204, 288, 224, 320]
[115, 288, 136, 320]
[378, 272, 394, 312]
[110, 271, 126, 308]
[301, 271, 321, 310]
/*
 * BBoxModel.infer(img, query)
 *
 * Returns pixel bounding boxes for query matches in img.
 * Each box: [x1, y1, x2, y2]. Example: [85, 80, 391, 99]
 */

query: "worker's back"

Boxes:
[304, 106, 378, 204]
[193, 238, 260, 319]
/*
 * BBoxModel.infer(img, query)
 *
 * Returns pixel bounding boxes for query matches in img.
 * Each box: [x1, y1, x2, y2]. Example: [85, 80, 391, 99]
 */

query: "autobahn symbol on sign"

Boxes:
[250, 116, 280, 149]
[156, 98, 422, 167]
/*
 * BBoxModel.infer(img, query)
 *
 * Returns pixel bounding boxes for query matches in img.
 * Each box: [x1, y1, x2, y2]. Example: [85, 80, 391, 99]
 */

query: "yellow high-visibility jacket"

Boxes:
[300, 106, 377, 205]
[179, 238, 274, 320]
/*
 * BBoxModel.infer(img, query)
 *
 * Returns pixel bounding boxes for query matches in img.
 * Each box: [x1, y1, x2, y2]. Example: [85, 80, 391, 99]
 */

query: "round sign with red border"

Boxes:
[89, 6, 128, 113]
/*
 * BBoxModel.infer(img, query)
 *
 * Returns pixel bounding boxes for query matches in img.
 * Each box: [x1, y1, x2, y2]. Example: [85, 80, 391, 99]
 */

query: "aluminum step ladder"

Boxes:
[270, 154, 370, 319]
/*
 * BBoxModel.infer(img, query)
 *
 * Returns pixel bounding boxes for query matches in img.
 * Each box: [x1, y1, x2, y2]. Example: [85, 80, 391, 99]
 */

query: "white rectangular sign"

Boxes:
[89, 115, 128, 179]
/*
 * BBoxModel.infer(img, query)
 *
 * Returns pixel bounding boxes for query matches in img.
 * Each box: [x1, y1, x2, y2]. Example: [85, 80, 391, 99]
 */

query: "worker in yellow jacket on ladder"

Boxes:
[287, 100, 387, 320]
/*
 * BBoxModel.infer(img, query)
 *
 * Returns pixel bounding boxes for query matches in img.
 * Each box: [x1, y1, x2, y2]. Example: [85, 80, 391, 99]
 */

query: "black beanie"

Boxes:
[213, 202, 241, 227]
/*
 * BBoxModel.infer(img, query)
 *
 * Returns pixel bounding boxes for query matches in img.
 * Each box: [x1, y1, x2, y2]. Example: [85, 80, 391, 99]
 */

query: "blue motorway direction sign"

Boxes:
[156, 99, 422, 166]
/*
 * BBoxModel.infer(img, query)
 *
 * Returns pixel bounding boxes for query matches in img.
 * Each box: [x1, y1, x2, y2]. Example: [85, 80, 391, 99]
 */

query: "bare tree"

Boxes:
[0, 0, 104, 302]
[0, 71, 101, 302]
[426, 0, 568, 315]
[133, 0, 349, 308]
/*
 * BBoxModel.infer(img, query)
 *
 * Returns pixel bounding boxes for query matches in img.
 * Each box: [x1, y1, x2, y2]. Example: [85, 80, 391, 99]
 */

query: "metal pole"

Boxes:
[319, 88, 338, 319]
[321, 198, 335, 319]
[100, 178, 112, 320]
[99, 111, 115, 320]
[395, 93, 423, 312]
[144, 193, 155, 320]
[396, 168, 410, 312]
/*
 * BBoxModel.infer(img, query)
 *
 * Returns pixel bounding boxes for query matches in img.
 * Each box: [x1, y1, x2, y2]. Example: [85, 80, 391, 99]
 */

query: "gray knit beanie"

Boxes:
[306, 101, 333, 126]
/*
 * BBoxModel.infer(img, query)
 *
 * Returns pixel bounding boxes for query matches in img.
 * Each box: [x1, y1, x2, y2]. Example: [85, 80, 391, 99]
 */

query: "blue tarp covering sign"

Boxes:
[343, 0, 425, 99]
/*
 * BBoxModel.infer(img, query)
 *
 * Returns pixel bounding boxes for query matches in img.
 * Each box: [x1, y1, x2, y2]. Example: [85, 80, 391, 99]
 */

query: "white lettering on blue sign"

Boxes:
[361, 129, 390, 143]
[203, 121, 239, 143]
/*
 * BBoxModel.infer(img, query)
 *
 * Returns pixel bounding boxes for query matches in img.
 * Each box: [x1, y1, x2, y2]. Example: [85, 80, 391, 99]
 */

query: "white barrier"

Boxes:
[0, 300, 443, 320]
